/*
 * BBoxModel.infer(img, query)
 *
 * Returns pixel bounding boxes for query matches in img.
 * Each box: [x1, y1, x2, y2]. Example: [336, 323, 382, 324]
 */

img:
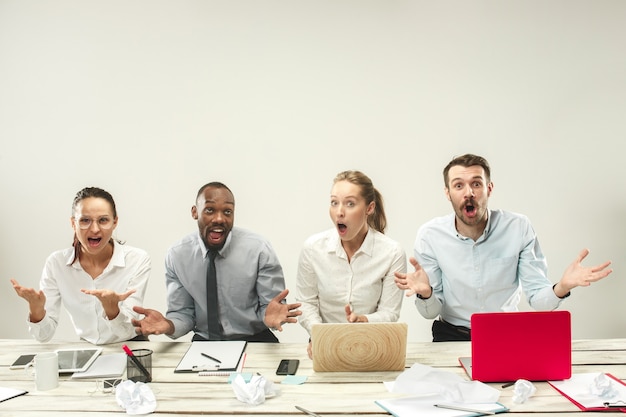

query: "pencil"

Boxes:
[434, 404, 497, 415]
[201, 352, 222, 364]
[295, 405, 321, 417]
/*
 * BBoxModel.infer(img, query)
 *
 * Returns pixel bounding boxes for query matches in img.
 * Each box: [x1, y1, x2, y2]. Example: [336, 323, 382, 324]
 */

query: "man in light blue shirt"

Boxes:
[394, 154, 613, 341]
[133, 182, 301, 342]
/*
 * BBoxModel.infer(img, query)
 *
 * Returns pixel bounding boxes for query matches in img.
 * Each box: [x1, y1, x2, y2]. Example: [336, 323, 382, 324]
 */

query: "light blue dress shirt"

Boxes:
[414, 209, 564, 328]
[164, 227, 286, 340]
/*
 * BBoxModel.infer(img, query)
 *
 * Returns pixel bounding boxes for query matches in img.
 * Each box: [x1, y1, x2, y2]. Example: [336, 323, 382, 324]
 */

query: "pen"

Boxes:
[501, 381, 515, 388]
[434, 404, 496, 415]
[122, 344, 152, 382]
[295, 405, 321, 417]
[201, 352, 222, 364]
[604, 401, 626, 408]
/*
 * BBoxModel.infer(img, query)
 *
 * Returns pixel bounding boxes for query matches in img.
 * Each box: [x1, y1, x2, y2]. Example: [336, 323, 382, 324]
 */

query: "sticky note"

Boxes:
[281, 375, 308, 385]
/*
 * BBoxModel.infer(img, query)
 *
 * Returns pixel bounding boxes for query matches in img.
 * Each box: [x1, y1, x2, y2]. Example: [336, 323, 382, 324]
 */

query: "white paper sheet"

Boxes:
[71, 353, 127, 379]
[0, 386, 27, 403]
[549, 373, 626, 409]
[376, 395, 507, 417]
[175, 341, 247, 373]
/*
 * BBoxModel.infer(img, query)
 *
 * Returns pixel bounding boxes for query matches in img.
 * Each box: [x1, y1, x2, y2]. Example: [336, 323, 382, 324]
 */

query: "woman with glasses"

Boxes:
[11, 187, 151, 344]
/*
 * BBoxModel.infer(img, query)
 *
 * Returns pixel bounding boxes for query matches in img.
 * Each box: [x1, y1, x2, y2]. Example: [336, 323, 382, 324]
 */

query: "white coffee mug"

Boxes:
[26, 352, 59, 391]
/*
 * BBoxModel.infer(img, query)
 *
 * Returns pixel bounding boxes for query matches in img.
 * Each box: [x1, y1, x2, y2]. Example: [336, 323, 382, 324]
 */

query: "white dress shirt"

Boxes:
[28, 240, 151, 344]
[296, 227, 406, 335]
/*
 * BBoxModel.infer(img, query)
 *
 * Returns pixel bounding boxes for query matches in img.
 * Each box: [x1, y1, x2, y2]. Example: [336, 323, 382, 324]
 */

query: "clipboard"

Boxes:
[174, 341, 247, 373]
[548, 373, 626, 412]
[0, 386, 27, 403]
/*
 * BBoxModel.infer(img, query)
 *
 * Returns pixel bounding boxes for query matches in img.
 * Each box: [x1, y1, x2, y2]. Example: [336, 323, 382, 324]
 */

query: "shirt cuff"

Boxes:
[416, 286, 433, 300]
[553, 283, 571, 299]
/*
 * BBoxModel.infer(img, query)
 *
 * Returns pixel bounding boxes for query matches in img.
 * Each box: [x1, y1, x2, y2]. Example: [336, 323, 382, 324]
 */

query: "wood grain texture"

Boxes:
[0, 338, 625, 415]
[311, 322, 407, 372]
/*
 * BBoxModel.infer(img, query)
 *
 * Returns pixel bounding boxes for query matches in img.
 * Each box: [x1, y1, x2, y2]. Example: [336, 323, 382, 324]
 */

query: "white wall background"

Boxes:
[1, 0, 624, 344]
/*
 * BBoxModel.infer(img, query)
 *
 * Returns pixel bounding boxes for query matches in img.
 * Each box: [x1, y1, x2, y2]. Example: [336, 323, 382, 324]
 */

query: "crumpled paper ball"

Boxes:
[115, 379, 157, 415]
[512, 379, 536, 404]
[392, 363, 500, 403]
[231, 373, 277, 405]
[590, 373, 618, 399]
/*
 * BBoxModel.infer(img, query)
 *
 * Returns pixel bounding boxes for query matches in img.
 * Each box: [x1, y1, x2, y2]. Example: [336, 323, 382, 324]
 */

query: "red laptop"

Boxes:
[459, 310, 571, 382]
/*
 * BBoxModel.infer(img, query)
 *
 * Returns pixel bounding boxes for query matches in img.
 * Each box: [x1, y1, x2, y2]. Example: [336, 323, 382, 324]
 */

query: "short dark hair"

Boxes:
[443, 154, 491, 188]
[196, 182, 234, 203]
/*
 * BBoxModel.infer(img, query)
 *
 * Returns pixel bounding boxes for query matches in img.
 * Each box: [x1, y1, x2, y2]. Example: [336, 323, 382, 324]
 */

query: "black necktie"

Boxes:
[206, 250, 222, 339]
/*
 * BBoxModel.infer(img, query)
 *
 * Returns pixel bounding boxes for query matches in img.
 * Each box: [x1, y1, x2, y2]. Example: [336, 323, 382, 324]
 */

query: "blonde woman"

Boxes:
[296, 170, 406, 358]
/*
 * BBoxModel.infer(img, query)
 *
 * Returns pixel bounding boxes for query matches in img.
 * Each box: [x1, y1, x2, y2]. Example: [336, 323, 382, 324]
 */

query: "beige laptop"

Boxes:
[311, 322, 407, 372]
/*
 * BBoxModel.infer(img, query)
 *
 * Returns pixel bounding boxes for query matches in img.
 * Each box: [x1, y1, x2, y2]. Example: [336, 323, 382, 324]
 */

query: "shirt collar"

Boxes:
[197, 229, 233, 259]
[452, 210, 492, 242]
[66, 239, 124, 269]
[483, 209, 493, 237]
[109, 240, 125, 267]
[327, 227, 375, 259]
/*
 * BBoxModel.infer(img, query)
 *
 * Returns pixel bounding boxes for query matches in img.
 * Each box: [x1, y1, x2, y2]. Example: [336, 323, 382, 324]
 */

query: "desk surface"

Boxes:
[0, 338, 625, 416]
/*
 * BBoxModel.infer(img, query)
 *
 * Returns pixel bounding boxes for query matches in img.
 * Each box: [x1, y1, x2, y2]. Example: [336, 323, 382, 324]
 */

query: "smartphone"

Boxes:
[10, 354, 36, 370]
[276, 359, 299, 375]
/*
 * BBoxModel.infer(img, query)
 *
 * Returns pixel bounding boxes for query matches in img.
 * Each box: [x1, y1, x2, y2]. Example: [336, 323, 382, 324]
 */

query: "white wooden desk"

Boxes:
[0, 339, 624, 416]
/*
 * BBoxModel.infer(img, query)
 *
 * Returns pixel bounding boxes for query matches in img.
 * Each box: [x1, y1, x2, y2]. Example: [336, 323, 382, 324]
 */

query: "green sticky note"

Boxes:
[281, 375, 308, 385]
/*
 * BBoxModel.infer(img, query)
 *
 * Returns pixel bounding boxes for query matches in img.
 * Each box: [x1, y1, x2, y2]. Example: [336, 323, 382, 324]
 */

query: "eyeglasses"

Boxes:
[75, 217, 115, 230]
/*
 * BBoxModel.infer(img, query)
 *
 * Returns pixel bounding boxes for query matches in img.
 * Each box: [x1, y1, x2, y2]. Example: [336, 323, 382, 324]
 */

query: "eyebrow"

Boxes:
[330, 194, 359, 199]
[451, 176, 484, 183]
[78, 215, 111, 218]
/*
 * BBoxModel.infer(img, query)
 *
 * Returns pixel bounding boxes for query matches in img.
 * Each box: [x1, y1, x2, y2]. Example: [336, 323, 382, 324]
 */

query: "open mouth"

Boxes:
[87, 237, 102, 247]
[208, 228, 225, 242]
[464, 202, 477, 217]
[337, 223, 347, 234]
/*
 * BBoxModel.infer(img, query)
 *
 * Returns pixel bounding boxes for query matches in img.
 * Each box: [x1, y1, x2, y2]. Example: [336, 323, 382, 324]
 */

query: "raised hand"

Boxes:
[344, 304, 368, 323]
[554, 248, 613, 297]
[131, 306, 175, 336]
[394, 257, 432, 298]
[264, 289, 302, 331]
[11, 278, 46, 322]
[81, 288, 136, 319]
